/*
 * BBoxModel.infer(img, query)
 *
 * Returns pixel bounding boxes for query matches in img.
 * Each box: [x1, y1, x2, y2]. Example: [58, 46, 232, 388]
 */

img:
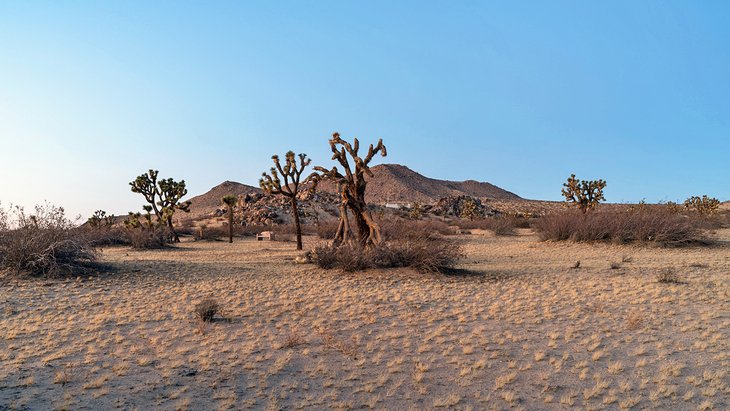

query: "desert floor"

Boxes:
[1, 229, 728, 410]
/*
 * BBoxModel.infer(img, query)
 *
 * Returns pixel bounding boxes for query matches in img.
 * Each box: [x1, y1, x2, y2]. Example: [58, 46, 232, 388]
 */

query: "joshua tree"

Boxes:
[260, 151, 311, 250]
[129, 169, 191, 242]
[221, 194, 237, 243]
[684, 195, 720, 215]
[87, 210, 115, 228]
[308, 133, 387, 248]
[561, 174, 606, 213]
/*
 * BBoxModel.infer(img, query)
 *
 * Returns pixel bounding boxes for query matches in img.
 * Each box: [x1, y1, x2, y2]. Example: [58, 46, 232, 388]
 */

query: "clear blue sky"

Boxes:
[1, 1, 728, 219]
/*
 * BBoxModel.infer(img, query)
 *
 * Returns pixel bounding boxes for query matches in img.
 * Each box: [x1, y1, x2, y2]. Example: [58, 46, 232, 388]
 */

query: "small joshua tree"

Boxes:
[561, 174, 607, 213]
[221, 195, 237, 243]
[308, 133, 387, 248]
[130, 170, 191, 242]
[260, 152, 311, 250]
[87, 210, 115, 228]
[684, 195, 720, 215]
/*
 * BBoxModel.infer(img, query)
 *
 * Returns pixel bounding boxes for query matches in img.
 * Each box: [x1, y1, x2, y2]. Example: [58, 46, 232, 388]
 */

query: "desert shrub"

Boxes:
[656, 268, 682, 284]
[0, 203, 96, 277]
[314, 236, 463, 273]
[126, 226, 170, 249]
[254, 224, 296, 242]
[83, 226, 130, 247]
[379, 218, 455, 241]
[235, 224, 267, 237]
[454, 217, 521, 235]
[534, 210, 706, 246]
[315, 221, 340, 240]
[192, 224, 228, 241]
[194, 299, 220, 322]
[489, 217, 517, 236]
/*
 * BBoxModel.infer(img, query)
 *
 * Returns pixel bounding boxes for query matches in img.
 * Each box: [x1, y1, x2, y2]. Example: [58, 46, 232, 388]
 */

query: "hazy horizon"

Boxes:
[1, 1, 729, 219]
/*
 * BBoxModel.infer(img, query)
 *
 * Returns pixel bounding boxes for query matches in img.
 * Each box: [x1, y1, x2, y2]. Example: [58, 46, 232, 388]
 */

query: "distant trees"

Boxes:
[129, 169, 191, 242]
[684, 195, 720, 215]
[561, 174, 606, 213]
[309, 133, 387, 247]
[221, 194, 237, 243]
[260, 152, 311, 250]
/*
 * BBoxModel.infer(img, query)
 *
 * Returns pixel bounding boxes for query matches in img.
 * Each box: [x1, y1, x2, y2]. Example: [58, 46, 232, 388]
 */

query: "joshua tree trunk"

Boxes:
[227, 205, 234, 243]
[332, 198, 354, 248]
[309, 133, 387, 248]
[291, 198, 303, 250]
[167, 219, 180, 242]
[350, 199, 381, 246]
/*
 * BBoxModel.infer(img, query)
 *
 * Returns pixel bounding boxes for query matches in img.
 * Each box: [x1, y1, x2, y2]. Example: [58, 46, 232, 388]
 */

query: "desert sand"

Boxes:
[1, 229, 728, 410]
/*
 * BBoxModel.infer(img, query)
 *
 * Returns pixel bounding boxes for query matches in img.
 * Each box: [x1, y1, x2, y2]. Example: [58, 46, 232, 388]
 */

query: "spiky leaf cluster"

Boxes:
[561, 174, 607, 213]
[259, 151, 311, 198]
[221, 194, 238, 207]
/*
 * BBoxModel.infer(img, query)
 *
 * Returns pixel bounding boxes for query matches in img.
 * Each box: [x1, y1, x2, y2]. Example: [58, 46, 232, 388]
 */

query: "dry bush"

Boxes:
[454, 217, 526, 235]
[235, 224, 267, 237]
[194, 299, 220, 322]
[192, 224, 228, 241]
[0, 203, 97, 277]
[126, 226, 170, 249]
[379, 218, 455, 241]
[314, 235, 463, 274]
[271, 224, 297, 242]
[280, 330, 306, 349]
[656, 268, 682, 284]
[315, 220, 340, 240]
[489, 217, 517, 236]
[83, 226, 130, 247]
[534, 210, 706, 246]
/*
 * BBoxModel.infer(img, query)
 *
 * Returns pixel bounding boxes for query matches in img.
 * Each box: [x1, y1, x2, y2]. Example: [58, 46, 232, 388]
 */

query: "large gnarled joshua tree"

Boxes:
[309, 133, 387, 248]
[260, 151, 311, 250]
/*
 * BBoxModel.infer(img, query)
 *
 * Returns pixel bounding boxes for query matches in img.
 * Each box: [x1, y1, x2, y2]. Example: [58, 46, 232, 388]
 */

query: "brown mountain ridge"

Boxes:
[185, 164, 520, 220]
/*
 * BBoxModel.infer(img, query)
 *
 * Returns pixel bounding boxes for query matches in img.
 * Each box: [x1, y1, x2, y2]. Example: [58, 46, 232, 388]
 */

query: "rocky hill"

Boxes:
[184, 181, 261, 220]
[183, 165, 522, 222]
[313, 164, 520, 204]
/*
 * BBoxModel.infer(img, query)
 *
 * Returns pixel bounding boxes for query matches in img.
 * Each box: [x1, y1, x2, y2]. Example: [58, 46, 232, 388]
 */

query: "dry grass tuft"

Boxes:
[194, 299, 220, 322]
[656, 268, 683, 284]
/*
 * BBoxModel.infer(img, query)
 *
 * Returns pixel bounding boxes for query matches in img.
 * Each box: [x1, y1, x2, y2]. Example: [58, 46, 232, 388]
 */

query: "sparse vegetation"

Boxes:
[657, 267, 682, 284]
[194, 299, 220, 322]
[534, 209, 706, 246]
[561, 174, 607, 213]
[314, 235, 463, 273]
[0, 203, 96, 277]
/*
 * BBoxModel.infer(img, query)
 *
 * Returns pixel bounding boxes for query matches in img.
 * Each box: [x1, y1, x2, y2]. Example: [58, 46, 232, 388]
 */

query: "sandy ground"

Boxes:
[1, 230, 728, 410]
